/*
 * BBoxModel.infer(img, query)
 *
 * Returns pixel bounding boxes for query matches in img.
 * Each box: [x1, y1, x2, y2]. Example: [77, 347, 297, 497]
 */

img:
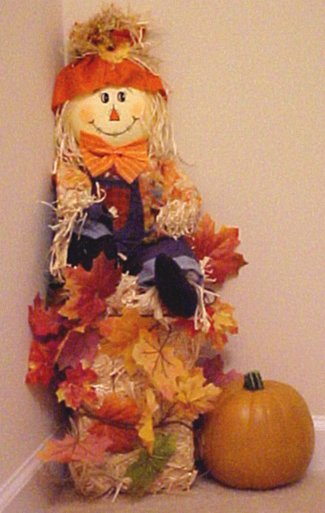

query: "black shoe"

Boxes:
[155, 254, 197, 318]
[67, 234, 116, 271]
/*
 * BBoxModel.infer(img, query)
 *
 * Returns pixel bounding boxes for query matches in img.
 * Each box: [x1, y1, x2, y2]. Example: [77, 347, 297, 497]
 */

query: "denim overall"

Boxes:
[80, 173, 201, 286]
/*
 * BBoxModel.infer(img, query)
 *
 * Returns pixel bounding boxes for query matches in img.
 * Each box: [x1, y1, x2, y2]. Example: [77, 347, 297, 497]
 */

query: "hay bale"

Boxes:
[69, 423, 196, 498]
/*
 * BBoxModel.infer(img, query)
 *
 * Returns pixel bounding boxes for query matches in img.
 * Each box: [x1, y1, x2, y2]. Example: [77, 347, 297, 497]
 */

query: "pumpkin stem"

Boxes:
[244, 371, 264, 391]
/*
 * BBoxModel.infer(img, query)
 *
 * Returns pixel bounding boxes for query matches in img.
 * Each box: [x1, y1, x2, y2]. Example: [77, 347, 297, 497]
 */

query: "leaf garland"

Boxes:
[26, 215, 246, 487]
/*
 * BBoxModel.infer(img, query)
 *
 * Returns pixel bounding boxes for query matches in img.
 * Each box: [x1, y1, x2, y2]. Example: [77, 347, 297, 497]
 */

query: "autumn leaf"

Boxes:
[28, 294, 65, 340]
[59, 253, 121, 325]
[138, 389, 159, 453]
[93, 393, 140, 424]
[57, 329, 100, 370]
[202, 354, 242, 387]
[38, 433, 110, 464]
[173, 317, 196, 338]
[174, 368, 221, 421]
[132, 329, 186, 401]
[207, 300, 238, 350]
[56, 364, 98, 409]
[87, 393, 140, 453]
[98, 308, 155, 373]
[25, 339, 59, 386]
[188, 214, 247, 283]
[125, 432, 176, 496]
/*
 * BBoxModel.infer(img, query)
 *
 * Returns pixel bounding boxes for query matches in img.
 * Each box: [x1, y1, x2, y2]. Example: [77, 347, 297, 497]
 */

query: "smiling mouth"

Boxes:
[89, 117, 139, 137]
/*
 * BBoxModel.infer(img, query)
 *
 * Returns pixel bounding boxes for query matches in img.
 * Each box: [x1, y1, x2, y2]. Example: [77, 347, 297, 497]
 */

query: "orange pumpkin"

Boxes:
[200, 371, 315, 489]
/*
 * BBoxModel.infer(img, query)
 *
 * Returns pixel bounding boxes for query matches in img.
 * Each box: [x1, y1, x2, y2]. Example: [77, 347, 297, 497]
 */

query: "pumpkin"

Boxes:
[200, 371, 315, 490]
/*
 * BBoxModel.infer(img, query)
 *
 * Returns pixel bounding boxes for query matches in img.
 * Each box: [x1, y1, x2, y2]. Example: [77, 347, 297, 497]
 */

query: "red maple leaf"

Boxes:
[25, 339, 59, 386]
[173, 317, 196, 337]
[188, 214, 247, 284]
[59, 254, 121, 325]
[202, 354, 242, 387]
[28, 294, 65, 339]
[57, 329, 100, 370]
[56, 364, 98, 409]
[38, 433, 111, 464]
[87, 393, 140, 453]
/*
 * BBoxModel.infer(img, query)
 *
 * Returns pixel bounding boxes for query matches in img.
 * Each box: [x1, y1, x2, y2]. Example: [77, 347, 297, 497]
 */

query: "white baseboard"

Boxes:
[311, 415, 325, 472]
[0, 436, 52, 513]
[1, 417, 324, 511]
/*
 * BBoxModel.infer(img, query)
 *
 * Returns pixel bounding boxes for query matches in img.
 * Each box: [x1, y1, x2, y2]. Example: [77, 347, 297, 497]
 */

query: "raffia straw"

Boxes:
[145, 93, 177, 162]
[68, 4, 149, 61]
[48, 184, 105, 281]
[156, 198, 200, 239]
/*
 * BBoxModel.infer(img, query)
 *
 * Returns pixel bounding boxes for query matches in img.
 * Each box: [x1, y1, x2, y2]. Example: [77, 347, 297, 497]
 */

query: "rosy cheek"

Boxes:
[79, 107, 95, 123]
[130, 101, 145, 119]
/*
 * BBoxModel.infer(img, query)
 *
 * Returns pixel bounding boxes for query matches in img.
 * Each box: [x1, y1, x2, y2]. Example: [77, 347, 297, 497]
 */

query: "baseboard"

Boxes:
[1, 417, 324, 511]
[0, 435, 52, 513]
[311, 415, 325, 472]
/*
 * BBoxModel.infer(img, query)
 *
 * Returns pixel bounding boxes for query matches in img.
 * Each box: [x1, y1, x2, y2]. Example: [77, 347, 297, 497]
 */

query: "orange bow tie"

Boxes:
[79, 131, 149, 184]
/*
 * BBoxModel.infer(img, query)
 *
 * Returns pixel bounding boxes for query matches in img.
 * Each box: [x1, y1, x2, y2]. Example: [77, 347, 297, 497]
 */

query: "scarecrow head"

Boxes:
[52, 6, 170, 153]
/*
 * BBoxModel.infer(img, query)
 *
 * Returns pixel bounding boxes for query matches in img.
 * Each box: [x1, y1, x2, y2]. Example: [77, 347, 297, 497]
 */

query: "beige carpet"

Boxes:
[8, 470, 325, 513]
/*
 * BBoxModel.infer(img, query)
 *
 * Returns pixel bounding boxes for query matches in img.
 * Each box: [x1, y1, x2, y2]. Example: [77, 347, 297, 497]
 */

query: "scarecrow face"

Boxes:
[66, 86, 152, 146]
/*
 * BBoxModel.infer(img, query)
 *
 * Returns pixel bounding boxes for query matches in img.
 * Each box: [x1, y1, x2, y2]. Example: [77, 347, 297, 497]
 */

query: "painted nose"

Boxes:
[110, 107, 120, 121]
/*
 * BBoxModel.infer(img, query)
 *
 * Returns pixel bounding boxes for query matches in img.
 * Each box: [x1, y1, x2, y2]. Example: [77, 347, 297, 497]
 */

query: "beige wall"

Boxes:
[0, 0, 324, 491]
[63, 0, 325, 413]
[0, 0, 63, 484]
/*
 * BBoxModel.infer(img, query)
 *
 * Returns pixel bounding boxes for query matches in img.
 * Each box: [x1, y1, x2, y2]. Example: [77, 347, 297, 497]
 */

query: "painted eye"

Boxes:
[117, 91, 126, 102]
[100, 92, 110, 103]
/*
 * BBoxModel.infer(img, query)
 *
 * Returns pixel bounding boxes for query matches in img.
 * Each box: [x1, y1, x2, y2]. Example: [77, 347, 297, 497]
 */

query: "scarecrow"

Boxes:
[26, 5, 246, 498]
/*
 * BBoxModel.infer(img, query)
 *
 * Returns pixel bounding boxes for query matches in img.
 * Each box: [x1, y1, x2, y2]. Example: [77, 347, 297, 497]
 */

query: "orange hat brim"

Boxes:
[52, 55, 167, 111]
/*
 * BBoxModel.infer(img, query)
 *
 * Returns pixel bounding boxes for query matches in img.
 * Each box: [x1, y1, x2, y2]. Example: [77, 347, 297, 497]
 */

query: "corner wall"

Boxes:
[0, 0, 63, 486]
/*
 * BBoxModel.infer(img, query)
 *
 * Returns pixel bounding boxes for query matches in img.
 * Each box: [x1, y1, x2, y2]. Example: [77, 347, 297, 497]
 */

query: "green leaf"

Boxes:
[125, 432, 176, 496]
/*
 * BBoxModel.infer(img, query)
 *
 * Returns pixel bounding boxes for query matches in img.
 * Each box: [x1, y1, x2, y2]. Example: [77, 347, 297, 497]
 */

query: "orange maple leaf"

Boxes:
[56, 364, 98, 409]
[174, 368, 221, 421]
[87, 393, 141, 453]
[188, 214, 247, 283]
[98, 308, 156, 372]
[38, 433, 110, 464]
[28, 294, 65, 340]
[59, 254, 121, 325]
[132, 329, 186, 401]
[207, 300, 238, 350]
[25, 339, 59, 386]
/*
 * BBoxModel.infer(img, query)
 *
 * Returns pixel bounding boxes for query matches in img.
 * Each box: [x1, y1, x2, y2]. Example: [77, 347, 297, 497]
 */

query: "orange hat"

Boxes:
[52, 54, 167, 112]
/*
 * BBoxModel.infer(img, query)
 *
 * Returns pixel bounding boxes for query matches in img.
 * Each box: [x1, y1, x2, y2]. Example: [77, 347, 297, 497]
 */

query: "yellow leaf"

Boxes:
[98, 308, 156, 374]
[208, 300, 238, 350]
[138, 389, 159, 454]
[174, 368, 221, 421]
[132, 329, 186, 401]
